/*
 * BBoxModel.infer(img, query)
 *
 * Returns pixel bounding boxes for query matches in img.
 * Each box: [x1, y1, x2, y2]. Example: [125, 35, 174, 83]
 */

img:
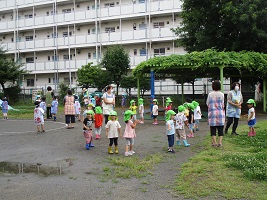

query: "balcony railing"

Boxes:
[4, 27, 175, 52]
[0, 0, 182, 31]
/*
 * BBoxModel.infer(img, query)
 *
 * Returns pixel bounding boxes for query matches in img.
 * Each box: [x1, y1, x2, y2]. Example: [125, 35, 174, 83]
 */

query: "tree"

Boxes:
[0, 47, 27, 96]
[77, 63, 111, 91]
[173, 0, 267, 53]
[101, 45, 130, 95]
[120, 74, 150, 97]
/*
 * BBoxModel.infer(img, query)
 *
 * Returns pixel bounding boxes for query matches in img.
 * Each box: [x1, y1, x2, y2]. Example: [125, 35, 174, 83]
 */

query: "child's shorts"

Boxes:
[152, 115, 158, 119]
[125, 138, 134, 145]
[189, 123, 194, 130]
[133, 114, 137, 121]
[248, 118, 256, 127]
[194, 119, 200, 125]
[95, 127, 101, 134]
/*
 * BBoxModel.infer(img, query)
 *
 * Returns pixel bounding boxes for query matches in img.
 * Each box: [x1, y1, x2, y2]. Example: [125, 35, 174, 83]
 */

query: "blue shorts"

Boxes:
[189, 123, 194, 130]
[248, 118, 256, 127]
[194, 119, 200, 125]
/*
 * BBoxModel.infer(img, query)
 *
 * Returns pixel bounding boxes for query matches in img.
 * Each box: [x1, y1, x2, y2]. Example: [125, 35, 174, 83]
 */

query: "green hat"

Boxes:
[166, 98, 173, 106]
[247, 99, 256, 107]
[87, 103, 94, 108]
[187, 103, 195, 111]
[110, 111, 117, 116]
[165, 110, 176, 121]
[153, 99, 158, 104]
[192, 101, 199, 108]
[86, 110, 94, 115]
[95, 106, 102, 114]
[178, 105, 185, 112]
[138, 98, 144, 105]
[130, 100, 136, 106]
[124, 110, 133, 121]
[183, 103, 188, 108]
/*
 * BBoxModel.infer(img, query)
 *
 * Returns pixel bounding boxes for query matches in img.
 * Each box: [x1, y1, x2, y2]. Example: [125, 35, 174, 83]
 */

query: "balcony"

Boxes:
[4, 27, 175, 52]
[0, 0, 182, 32]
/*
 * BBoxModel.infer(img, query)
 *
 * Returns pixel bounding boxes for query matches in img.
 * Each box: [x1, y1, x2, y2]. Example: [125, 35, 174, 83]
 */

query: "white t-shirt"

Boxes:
[248, 107, 255, 120]
[105, 120, 121, 138]
[152, 105, 158, 115]
[174, 113, 187, 129]
[194, 106, 202, 120]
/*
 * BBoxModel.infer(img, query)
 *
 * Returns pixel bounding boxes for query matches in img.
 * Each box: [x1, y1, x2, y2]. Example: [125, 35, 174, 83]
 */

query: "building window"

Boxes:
[105, 27, 115, 33]
[62, 9, 71, 14]
[25, 36, 33, 41]
[63, 32, 72, 37]
[16, 37, 21, 42]
[27, 79, 34, 87]
[52, 55, 59, 61]
[64, 77, 73, 84]
[92, 4, 100, 9]
[63, 55, 72, 60]
[153, 22, 165, 28]
[25, 14, 33, 19]
[51, 10, 57, 15]
[134, 49, 137, 56]
[104, 3, 115, 7]
[139, 0, 146, 3]
[139, 23, 147, 30]
[140, 48, 147, 56]
[53, 77, 59, 84]
[26, 57, 34, 63]
[48, 78, 51, 83]
[154, 48, 165, 56]
[52, 32, 58, 38]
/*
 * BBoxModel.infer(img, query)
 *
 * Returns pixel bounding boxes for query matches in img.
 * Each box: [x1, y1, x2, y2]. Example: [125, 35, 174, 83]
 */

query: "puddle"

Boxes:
[0, 158, 74, 177]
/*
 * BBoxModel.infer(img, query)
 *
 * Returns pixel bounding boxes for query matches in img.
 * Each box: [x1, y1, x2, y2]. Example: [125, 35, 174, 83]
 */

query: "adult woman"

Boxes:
[206, 80, 225, 147]
[45, 86, 53, 119]
[225, 82, 243, 135]
[64, 89, 76, 129]
[102, 85, 115, 124]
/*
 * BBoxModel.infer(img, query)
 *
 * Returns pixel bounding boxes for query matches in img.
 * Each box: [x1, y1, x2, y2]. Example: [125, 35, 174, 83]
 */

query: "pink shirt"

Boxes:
[123, 120, 136, 138]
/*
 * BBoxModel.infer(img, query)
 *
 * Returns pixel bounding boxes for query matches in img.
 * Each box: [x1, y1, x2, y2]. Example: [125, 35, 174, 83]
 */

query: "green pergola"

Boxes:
[133, 49, 267, 112]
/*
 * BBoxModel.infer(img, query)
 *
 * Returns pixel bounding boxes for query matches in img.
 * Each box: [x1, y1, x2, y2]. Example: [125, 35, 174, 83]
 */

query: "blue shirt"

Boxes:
[166, 120, 175, 135]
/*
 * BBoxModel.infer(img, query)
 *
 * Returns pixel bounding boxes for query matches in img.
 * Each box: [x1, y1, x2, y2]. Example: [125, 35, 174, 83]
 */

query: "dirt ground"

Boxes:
[0, 109, 256, 200]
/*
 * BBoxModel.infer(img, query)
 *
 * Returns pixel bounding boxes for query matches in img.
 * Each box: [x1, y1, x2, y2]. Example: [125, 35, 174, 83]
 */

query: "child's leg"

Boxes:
[125, 138, 130, 156]
[37, 125, 41, 132]
[41, 124, 45, 131]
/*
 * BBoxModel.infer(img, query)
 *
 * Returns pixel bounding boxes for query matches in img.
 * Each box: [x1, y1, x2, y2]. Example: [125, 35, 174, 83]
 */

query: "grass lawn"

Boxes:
[174, 120, 267, 200]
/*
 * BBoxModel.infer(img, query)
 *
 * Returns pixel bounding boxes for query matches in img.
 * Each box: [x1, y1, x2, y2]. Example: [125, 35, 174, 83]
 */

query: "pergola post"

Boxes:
[220, 66, 224, 92]
[263, 78, 266, 113]
[150, 69, 155, 112]
[181, 78, 184, 103]
[137, 76, 140, 100]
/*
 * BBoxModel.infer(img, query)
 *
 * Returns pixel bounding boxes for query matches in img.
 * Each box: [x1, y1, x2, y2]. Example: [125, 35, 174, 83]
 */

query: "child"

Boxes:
[247, 99, 256, 136]
[123, 110, 138, 156]
[90, 95, 96, 108]
[129, 100, 137, 121]
[105, 111, 122, 154]
[187, 103, 195, 138]
[40, 97, 47, 120]
[82, 104, 94, 122]
[51, 96, 58, 121]
[74, 95, 81, 121]
[94, 106, 103, 139]
[83, 110, 95, 150]
[34, 100, 45, 132]
[151, 99, 158, 125]
[165, 110, 176, 153]
[121, 94, 126, 114]
[1, 97, 9, 120]
[192, 101, 202, 131]
[95, 94, 101, 107]
[174, 105, 190, 147]
[138, 98, 144, 124]
[165, 98, 172, 113]
[83, 96, 89, 109]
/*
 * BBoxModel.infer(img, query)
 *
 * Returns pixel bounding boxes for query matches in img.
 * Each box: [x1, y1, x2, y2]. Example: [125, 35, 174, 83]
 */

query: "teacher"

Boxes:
[64, 89, 76, 129]
[102, 85, 115, 124]
[225, 82, 243, 135]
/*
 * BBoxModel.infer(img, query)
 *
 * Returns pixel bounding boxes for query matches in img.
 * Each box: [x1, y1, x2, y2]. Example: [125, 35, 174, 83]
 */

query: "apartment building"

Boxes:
[0, 0, 186, 92]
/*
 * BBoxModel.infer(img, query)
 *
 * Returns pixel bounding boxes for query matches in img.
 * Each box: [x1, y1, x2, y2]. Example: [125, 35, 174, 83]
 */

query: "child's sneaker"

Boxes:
[124, 152, 129, 156]
[128, 151, 133, 156]
[187, 134, 192, 138]
[129, 150, 135, 155]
